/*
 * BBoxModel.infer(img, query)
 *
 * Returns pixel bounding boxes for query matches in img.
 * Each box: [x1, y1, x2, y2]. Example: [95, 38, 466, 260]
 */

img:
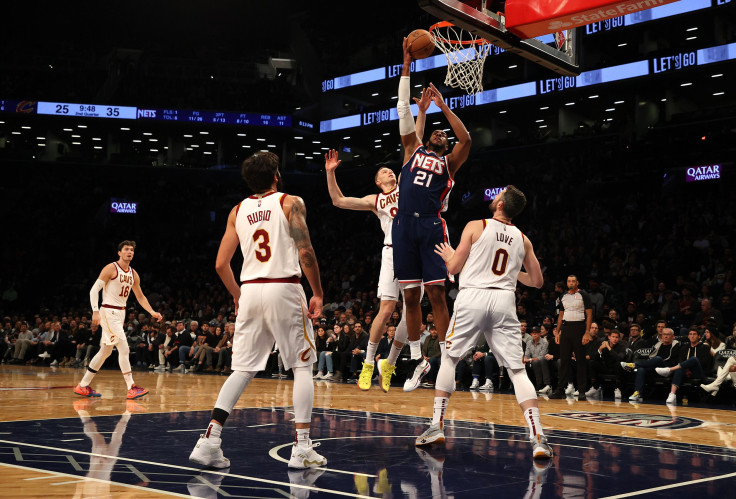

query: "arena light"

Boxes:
[713, 92, 725, 96]
[499, 110, 507, 113]
[200, 131, 209, 135]
[539, 106, 549, 110]
[237, 133, 246, 137]
[614, 100, 625, 104]
[618, 43, 627, 47]
[133, 139, 142, 143]
[143, 132, 152, 136]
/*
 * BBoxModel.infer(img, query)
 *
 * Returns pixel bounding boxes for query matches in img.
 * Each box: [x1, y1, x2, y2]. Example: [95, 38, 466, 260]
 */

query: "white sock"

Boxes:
[364, 341, 378, 366]
[387, 344, 402, 365]
[296, 428, 310, 447]
[431, 396, 449, 428]
[409, 340, 421, 360]
[524, 407, 543, 438]
[205, 421, 222, 440]
[123, 372, 134, 390]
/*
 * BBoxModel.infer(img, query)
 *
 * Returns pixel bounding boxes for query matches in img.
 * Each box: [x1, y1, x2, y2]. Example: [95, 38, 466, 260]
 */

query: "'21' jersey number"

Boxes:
[413, 171, 434, 188]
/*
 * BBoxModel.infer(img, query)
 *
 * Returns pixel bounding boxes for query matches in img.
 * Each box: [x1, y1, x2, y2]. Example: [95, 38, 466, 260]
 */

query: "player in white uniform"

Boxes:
[75, 240, 162, 400]
[190, 150, 326, 470]
[414, 186, 553, 461]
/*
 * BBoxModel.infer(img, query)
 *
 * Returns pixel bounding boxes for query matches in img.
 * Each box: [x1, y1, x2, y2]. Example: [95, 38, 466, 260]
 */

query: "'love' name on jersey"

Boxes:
[378, 191, 399, 209]
[496, 232, 514, 245]
[410, 154, 445, 175]
[246, 210, 271, 225]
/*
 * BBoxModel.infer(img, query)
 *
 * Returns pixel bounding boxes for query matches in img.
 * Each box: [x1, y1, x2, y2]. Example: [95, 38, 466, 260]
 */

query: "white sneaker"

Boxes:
[479, 380, 494, 391]
[323, 372, 334, 380]
[572, 390, 579, 397]
[288, 440, 327, 469]
[564, 383, 575, 395]
[614, 388, 622, 399]
[415, 423, 445, 446]
[666, 393, 677, 405]
[38, 351, 51, 359]
[531, 434, 553, 459]
[538, 385, 552, 395]
[585, 386, 601, 398]
[656, 367, 672, 377]
[469, 378, 480, 390]
[315, 371, 324, 379]
[49, 359, 59, 367]
[189, 435, 230, 468]
[403, 358, 431, 392]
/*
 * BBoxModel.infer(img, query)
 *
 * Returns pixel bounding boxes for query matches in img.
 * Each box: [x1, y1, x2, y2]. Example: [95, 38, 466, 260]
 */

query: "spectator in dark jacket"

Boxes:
[622, 327, 681, 401]
[587, 329, 628, 398]
[655, 327, 714, 405]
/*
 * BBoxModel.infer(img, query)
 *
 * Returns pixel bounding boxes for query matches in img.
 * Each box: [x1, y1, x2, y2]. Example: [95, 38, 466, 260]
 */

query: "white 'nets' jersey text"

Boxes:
[459, 218, 525, 291]
[236, 192, 301, 281]
[102, 262, 134, 307]
[375, 187, 399, 245]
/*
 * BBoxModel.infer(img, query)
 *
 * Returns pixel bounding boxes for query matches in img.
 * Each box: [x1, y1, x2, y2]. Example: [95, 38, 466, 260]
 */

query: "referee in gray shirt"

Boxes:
[549, 275, 593, 399]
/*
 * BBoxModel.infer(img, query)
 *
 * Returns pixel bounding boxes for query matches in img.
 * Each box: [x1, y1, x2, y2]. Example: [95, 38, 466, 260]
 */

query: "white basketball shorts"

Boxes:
[377, 245, 400, 301]
[99, 307, 126, 347]
[444, 288, 523, 369]
[231, 281, 316, 371]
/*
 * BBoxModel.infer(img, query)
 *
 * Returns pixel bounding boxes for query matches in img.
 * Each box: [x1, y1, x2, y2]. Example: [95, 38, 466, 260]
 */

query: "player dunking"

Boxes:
[394, 37, 472, 391]
[75, 240, 162, 399]
[190, 150, 326, 470]
[415, 186, 553, 460]
[324, 89, 431, 392]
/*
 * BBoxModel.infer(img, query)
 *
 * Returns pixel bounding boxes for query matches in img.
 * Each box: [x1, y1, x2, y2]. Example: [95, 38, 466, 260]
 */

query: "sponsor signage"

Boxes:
[686, 164, 721, 182]
[110, 199, 138, 214]
[504, 0, 680, 38]
[484, 187, 505, 201]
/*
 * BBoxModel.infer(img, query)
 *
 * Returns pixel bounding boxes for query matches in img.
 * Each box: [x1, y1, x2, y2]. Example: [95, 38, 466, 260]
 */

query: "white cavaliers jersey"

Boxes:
[459, 218, 525, 291]
[374, 187, 399, 245]
[102, 262, 134, 307]
[236, 192, 301, 281]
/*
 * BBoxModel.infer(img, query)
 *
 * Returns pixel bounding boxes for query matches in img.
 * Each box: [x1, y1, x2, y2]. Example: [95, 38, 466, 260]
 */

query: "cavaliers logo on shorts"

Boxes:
[300, 349, 312, 362]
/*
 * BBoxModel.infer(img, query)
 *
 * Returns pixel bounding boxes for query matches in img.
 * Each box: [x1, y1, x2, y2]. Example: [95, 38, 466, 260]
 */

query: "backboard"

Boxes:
[418, 0, 580, 76]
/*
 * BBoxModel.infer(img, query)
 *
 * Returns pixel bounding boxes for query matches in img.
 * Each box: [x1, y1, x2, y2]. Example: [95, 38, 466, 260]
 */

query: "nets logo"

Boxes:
[547, 412, 703, 430]
[137, 109, 156, 118]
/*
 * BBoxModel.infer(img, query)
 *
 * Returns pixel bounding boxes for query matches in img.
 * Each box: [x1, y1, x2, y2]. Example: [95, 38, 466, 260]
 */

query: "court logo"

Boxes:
[547, 412, 703, 429]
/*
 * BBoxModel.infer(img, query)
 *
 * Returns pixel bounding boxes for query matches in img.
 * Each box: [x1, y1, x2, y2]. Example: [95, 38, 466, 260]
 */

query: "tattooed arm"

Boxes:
[283, 195, 323, 318]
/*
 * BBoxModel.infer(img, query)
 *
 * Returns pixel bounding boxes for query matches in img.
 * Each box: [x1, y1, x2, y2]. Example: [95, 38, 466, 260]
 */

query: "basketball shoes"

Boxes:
[403, 358, 431, 392]
[74, 384, 101, 398]
[377, 359, 396, 393]
[530, 434, 553, 459]
[126, 384, 149, 400]
[288, 440, 327, 469]
[189, 435, 231, 468]
[357, 362, 374, 390]
[415, 423, 445, 446]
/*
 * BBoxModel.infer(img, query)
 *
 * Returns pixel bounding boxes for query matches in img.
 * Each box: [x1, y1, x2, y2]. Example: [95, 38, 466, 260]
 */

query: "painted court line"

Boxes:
[0, 439, 371, 498]
[600, 471, 736, 498]
[0, 462, 192, 498]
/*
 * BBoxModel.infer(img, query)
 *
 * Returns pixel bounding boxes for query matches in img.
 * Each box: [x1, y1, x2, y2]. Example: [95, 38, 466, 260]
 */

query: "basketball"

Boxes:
[407, 29, 435, 60]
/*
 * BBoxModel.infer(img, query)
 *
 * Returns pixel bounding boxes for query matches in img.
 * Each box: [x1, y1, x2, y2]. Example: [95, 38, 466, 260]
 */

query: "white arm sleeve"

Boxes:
[90, 279, 105, 312]
[397, 76, 416, 136]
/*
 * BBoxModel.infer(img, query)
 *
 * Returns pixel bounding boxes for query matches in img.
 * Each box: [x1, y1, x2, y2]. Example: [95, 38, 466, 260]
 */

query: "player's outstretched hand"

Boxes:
[151, 312, 163, 322]
[403, 37, 413, 64]
[428, 83, 444, 107]
[325, 149, 341, 172]
[414, 88, 433, 112]
[434, 242, 455, 262]
[308, 296, 323, 320]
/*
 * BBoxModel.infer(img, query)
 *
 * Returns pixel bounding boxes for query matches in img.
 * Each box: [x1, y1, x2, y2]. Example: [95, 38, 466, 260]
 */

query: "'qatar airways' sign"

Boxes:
[484, 187, 505, 201]
[686, 165, 721, 182]
[110, 199, 138, 214]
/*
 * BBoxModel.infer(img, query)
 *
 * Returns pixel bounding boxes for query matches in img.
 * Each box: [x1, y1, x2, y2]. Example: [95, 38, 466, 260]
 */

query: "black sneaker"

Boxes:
[548, 390, 566, 399]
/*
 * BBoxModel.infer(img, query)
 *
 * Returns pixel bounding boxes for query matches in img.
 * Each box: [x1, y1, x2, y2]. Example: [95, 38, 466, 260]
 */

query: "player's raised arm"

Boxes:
[428, 82, 471, 176]
[284, 195, 323, 319]
[215, 206, 243, 312]
[399, 38, 422, 163]
[434, 220, 484, 275]
[414, 88, 432, 143]
[517, 236, 544, 289]
[131, 270, 163, 322]
[324, 149, 377, 211]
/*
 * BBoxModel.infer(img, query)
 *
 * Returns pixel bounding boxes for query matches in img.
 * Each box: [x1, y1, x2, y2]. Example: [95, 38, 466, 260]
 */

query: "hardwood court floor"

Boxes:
[1, 365, 736, 498]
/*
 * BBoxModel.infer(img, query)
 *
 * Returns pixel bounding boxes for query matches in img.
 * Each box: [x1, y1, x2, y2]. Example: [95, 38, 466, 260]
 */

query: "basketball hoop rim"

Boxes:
[429, 21, 490, 46]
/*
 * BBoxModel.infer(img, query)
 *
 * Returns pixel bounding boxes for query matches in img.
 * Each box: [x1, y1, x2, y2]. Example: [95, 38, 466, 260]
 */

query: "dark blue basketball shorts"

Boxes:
[392, 214, 448, 286]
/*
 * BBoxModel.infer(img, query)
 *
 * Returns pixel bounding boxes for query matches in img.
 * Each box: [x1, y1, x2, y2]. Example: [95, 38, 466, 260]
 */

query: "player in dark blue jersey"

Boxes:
[393, 37, 472, 391]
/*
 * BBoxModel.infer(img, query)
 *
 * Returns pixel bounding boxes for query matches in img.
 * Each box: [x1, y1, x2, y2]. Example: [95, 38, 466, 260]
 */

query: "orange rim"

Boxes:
[429, 21, 490, 46]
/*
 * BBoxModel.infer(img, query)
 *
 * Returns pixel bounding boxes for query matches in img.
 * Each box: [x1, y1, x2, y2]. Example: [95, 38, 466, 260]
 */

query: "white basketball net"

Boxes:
[430, 23, 488, 95]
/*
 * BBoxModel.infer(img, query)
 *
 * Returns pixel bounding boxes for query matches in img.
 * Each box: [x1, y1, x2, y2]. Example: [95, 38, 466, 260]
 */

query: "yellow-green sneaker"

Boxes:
[377, 359, 396, 393]
[358, 362, 374, 391]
